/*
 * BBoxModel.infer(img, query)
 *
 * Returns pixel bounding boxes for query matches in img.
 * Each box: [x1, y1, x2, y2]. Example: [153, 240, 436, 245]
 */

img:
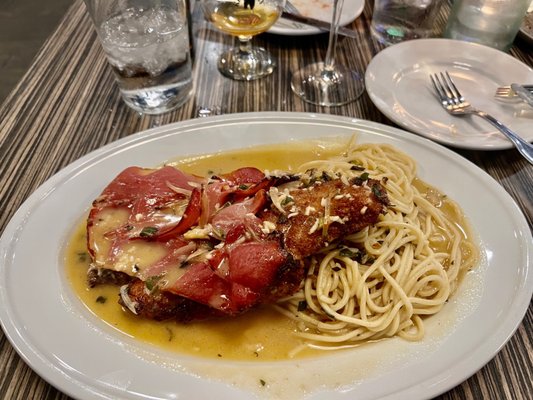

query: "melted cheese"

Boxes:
[89, 207, 129, 266]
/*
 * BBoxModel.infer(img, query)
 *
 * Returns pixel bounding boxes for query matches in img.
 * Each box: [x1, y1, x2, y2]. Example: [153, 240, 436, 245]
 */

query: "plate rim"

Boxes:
[269, 0, 364, 36]
[0, 111, 532, 400]
[364, 38, 533, 151]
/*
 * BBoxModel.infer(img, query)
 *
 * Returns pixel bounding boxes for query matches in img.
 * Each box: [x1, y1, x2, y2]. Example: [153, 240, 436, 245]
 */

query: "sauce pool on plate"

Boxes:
[64, 139, 477, 361]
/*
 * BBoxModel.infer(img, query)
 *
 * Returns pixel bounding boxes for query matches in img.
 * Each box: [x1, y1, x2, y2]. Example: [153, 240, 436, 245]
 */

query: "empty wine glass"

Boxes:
[290, 0, 364, 106]
[201, 0, 286, 80]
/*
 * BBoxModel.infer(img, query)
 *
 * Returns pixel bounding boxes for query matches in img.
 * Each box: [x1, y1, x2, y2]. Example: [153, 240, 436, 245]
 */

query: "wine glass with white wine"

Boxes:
[290, 0, 364, 106]
[201, 0, 286, 80]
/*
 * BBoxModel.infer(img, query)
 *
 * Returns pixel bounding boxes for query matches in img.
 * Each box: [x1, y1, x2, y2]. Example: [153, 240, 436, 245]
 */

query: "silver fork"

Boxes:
[430, 71, 533, 165]
[279, 0, 307, 29]
[284, 0, 302, 15]
[495, 84, 533, 99]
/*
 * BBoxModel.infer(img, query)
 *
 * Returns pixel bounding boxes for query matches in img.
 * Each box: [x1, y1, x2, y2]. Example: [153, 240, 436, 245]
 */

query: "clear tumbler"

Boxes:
[83, 0, 193, 114]
[371, 0, 444, 46]
[444, 0, 530, 51]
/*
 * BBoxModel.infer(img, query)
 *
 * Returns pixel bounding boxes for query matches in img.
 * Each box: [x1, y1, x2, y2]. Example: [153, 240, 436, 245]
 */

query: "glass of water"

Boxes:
[371, 0, 443, 46]
[83, 0, 193, 114]
[444, 0, 530, 51]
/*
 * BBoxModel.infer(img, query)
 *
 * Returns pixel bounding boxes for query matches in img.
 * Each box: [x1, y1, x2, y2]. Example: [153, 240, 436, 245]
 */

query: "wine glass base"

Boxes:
[218, 47, 276, 81]
[291, 62, 365, 106]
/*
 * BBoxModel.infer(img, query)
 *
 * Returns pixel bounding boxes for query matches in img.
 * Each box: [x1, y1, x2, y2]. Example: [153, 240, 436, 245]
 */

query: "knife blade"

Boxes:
[280, 11, 358, 38]
[511, 83, 533, 108]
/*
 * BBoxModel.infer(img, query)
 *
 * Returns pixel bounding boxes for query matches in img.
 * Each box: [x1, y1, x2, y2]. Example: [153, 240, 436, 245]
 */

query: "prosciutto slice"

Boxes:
[87, 164, 388, 321]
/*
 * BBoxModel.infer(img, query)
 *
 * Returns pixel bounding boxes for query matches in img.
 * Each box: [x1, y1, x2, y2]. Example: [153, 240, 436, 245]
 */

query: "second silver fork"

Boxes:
[429, 71, 533, 165]
[284, 0, 302, 15]
[495, 84, 533, 99]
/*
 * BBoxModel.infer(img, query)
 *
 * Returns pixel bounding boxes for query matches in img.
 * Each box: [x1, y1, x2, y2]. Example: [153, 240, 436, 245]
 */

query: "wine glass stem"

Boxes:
[238, 36, 253, 54]
[324, 0, 343, 71]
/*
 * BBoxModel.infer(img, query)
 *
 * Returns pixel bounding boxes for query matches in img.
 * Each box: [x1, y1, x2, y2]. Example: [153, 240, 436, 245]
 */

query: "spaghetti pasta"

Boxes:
[275, 142, 478, 352]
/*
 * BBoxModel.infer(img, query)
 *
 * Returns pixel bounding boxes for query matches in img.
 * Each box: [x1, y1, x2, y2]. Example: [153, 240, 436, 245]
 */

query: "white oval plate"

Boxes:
[270, 0, 364, 36]
[0, 112, 532, 400]
[365, 38, 533, 150]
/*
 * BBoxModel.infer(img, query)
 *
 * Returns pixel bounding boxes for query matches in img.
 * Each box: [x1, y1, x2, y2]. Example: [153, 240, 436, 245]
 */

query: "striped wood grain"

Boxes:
[0, 1, 531, 399]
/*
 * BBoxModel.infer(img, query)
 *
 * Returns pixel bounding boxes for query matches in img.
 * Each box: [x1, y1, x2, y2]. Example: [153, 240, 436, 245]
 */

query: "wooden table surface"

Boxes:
[0, 0, 531, 399]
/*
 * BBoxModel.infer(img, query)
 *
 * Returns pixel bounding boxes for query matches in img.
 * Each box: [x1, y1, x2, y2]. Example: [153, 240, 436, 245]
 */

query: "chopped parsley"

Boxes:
[145, 275, 163, 291]
[371, 183, 389, 204]
[339, 247, 359, 258]
[95, 296, 107, 304]
[349, 163, 365, 171]
[352, 172, 370, 186]
[359, 172, 370, 181]
[281, 195, 294, 206]
[77, 252, 88, 263]
[321, 171, 332, 181]
[139, 226, 158, 238]
[165, 326, 174, 342]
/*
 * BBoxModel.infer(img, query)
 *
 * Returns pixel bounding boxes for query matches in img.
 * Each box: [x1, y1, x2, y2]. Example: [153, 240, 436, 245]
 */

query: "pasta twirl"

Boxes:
[275, 142, 478, 353]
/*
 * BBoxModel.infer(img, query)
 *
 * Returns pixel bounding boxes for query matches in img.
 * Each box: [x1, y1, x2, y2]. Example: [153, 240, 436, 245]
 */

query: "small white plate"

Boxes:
[365, 38, 533, 150]
[0, 113, 532, 400]
[270, 0, 364, 36]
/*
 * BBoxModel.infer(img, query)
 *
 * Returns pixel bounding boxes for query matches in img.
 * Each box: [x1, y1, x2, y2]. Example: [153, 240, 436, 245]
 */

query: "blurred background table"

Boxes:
[0, 0, 531, 399]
